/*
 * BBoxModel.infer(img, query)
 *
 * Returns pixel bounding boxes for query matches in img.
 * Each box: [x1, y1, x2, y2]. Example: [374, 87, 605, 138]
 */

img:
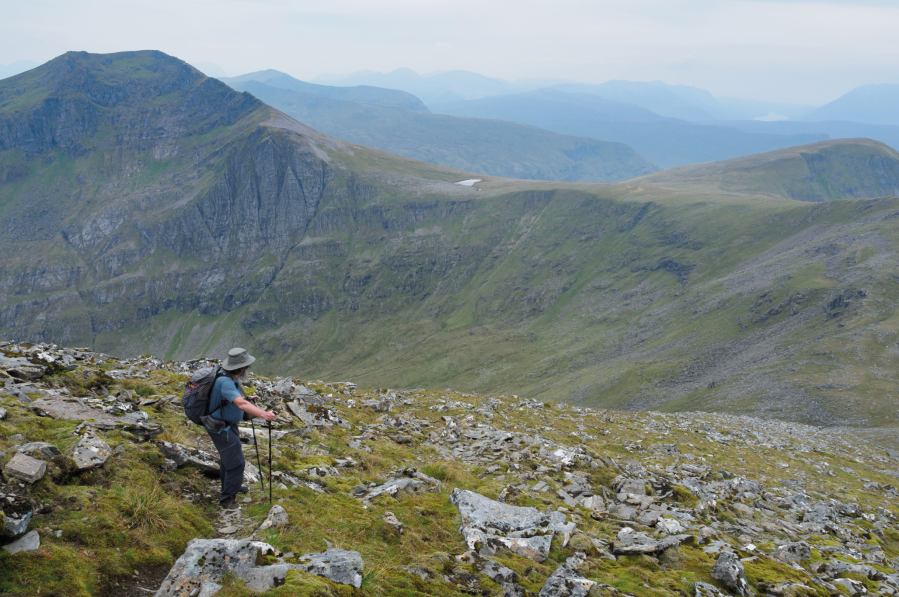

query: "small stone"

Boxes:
[73, 431, 111, 470]
[656, 518, 684, 535]
[242, 497, 252, 504]
[4, 452, 47, 484]
[2, 529, 40, 553]
[480, 559, 518, 584]
[252, 505, 288, 537]
[219, 526, 239, 535]
[0, 407, 6, 420]
[18, 442, 61, 459]
[383, 511, 404, 535]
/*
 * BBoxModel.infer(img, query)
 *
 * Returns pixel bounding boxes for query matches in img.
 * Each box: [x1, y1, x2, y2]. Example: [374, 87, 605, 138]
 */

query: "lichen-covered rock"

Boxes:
[383, 511, 404, 535]
[4, 452, 47, 483]
[154, 441, 220, 474]
[710, 551, 751, 596]
[479, 559, 518, 584]
[770, 541, 811, 564]
[31, 396, 161, 436]
[694, 581, 728, 597]
[612, 526, 691, 555]
[153, 539, 364, 597]
[450, 488, 575, 562]
[0, 355, 46, 380]
[250, 505, 288, 538]
[363, 477, 429, 502]
[72, 431, 111, 470]
[538, 554, 595, 597]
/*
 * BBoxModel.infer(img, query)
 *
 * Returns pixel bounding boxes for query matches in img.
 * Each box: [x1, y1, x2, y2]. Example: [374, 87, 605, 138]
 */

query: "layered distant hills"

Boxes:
[3, 51, 899, 433]
[225, 78, 658, 183]
[430, 90, 826, 169]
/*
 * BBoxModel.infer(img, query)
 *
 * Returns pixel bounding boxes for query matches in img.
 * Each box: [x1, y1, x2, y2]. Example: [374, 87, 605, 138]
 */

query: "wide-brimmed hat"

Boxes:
[222, 347, 256, 371]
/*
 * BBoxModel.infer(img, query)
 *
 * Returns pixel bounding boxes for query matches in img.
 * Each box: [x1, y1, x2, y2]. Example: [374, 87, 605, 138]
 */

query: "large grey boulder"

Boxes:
[2, 529, 40, 554]
[286, 401, 346, 428]
[0, 355, 46, 380]
[803, 503, 834, 524]
[153, 539, 364, 597]
[4, 452, 47, 483]
[73, 431, 111, 470]
[710, 551, 751, 596]
[538, 554, 595, 597]
[770, 541, 811, 564]
[154, 441, 220, 474]
[450, 488, 575, 562]
[819, 560, 884, 581]
[154, 440, 260, 483]
[612, 526, 691, 555]
[363, 477, 432, 502]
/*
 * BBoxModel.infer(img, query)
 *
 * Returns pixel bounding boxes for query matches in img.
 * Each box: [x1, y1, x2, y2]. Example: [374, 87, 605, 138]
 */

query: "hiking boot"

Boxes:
[220, 497, 240, 511]
[237, 486, 249, 494]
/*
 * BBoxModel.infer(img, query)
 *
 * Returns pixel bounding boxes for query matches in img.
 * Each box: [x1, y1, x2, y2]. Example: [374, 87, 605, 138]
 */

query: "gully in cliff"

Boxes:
[182, 348, 276, 510]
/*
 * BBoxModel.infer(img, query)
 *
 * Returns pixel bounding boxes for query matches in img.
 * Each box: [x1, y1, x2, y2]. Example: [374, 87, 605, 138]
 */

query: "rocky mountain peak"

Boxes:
[0, 50, 264, 157]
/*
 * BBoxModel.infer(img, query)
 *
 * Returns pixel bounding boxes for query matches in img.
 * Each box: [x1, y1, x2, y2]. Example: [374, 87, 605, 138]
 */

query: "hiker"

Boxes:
[206, 347, 276, 510]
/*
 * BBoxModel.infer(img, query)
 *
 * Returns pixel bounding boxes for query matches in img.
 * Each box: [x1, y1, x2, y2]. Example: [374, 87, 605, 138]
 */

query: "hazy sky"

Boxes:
[2, 0, 898, 104]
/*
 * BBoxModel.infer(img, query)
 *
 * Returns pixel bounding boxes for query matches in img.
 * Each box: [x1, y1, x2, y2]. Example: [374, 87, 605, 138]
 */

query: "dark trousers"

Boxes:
[207, 425, 245, 502]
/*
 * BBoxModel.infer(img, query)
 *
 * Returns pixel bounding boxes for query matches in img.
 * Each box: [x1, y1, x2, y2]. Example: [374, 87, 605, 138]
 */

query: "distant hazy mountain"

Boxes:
[551, 81, 814, 122]
[704, 119, 899, 153]
[432, 89, 826, 168]
[804, 83, 899, 126]
[0, 60, 39, 80]
[233, 81, 659, 182]
[312, 68, 815, 120]
[310, 67, 546, 104]
[221, 69, 430, 112]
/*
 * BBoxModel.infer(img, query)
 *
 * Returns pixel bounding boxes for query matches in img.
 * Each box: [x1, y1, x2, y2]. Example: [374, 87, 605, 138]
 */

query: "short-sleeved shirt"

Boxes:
[208, 375, 244, 431]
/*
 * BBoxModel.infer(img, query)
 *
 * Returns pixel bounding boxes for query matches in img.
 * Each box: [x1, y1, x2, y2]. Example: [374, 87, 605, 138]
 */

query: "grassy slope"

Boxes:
[2, 356, 899, 596]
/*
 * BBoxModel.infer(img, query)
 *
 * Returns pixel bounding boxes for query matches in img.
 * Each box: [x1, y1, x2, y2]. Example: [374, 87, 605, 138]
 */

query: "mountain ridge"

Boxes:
[2, 51, 899, 433]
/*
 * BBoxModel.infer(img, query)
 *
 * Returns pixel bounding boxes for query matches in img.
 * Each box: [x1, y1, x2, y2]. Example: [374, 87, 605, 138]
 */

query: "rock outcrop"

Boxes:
[152, 539, 364, 597]
[450, 488, 575, 562]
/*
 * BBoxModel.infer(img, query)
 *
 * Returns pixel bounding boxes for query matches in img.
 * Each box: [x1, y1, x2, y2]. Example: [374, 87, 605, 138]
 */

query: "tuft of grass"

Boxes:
[121, 481, 177, 532]
[421, 464, 449, 481]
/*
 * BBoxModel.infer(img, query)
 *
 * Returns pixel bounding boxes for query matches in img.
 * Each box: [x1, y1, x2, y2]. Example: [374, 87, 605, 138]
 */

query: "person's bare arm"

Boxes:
[233, 396, 276, 421]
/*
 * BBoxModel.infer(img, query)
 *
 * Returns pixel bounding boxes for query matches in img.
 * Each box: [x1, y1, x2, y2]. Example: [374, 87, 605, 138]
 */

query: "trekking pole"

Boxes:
[268, 419, 273, 505]
[250, 418, 265, 497]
